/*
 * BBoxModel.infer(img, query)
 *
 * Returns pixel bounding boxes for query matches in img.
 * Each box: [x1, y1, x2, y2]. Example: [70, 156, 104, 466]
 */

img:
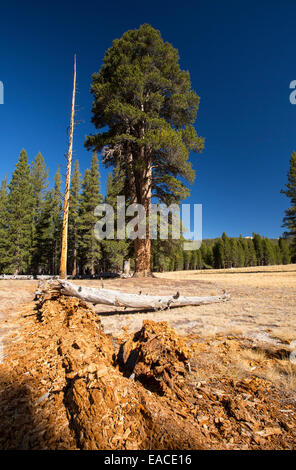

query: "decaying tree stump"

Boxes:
[36, 279, 230, 311]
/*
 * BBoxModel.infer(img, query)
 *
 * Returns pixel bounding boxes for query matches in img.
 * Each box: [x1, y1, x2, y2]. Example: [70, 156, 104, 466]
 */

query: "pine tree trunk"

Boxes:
[134, 238, 151, 276]
[133, 153, 152, 277]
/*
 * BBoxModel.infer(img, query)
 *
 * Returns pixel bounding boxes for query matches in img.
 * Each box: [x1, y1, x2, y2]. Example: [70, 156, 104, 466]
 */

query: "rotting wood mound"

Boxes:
[119, 320, 192, 400]
[0, 291, 296, 450]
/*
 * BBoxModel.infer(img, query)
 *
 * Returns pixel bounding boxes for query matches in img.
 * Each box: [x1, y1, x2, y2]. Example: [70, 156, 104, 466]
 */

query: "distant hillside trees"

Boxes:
[282, 151, 296, 261]
[155, 233, 290, 272]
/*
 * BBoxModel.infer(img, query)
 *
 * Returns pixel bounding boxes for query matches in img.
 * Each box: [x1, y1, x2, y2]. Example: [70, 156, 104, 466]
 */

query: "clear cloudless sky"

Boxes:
[0, 0, 295, 239]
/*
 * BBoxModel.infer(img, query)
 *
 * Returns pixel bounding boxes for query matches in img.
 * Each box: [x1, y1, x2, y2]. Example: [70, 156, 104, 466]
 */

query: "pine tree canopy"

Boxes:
[85, 23, 204, 205]
[31, 152, 49, 213]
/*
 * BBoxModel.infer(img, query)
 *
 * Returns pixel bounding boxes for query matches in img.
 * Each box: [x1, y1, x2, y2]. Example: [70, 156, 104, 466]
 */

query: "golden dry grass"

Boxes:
[233, 350, 296, 391]
[1, 265, 296, 343]
[155, 264, 296, 288]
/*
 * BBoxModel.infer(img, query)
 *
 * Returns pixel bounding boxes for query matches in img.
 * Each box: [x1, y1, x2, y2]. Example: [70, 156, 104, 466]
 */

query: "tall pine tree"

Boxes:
[279, 237, 291, 264]
[6, 150, 33, 274]
[262, 238, 276, 265]
[247, 239, 257, 266]
[86, 24, 204, 276]
[31, 152, 49, 274]
[213, 238, 225, 269]
[222, 232, 232, 268]
[253, 233, 264, 266]
[37, 166, 62, 274]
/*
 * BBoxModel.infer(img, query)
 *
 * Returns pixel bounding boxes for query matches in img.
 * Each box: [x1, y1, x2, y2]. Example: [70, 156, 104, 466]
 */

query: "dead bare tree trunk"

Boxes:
[60, 55, 77, 279]
[72, 247, 77, 277]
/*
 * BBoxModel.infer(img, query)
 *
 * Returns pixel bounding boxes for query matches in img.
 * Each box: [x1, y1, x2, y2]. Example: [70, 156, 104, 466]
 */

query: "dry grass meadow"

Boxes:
[1, 264, 295, 343]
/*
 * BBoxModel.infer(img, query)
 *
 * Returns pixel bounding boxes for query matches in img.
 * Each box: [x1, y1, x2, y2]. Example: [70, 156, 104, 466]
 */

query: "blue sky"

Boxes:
[0, 0, 295, 239]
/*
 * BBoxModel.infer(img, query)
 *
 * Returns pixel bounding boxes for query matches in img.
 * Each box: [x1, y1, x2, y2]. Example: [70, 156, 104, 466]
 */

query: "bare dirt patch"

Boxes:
[0, 290, 296, 450]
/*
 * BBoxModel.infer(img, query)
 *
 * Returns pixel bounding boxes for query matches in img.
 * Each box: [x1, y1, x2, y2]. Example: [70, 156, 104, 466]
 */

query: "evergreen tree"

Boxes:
[247, 239, 257, 266]
[37, 166, 62, 274]
[174, 248, 184, 271]
[213, 238, 225, 268]
[237, 244, 245, 267]
[78, 153, 102, 275]
[105, 163, 126, 206]
[274, 243, 282, 265]
[0, 176, 9, 272]
[205, 245, 214, 267]
[222, 232, 232, 268]
[86, 24, 204, 275]
[199, 243, 206, 264]
[279, 237, 291, 264]
[230, 238, 239, 267]
[189, 250, 197, 269]
[253, 233, 264, 266]
[196, 249, 203, 269]
[101, 164, 129, 272]
[262, 238, 276, 265]
[184, 250, 192, 270]
[281, 151, 296, 260]
[31, 152, 49, 217]
[36, 192, 52, 273]
[238, 236, 247, 267]
[68, 160, 81, 275]
[51, 166, 63, 274]
[31, 152, 49, 273]
[6, 150, 33, 273]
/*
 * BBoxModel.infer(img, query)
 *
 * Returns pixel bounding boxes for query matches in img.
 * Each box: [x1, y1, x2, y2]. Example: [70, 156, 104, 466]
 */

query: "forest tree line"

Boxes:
[0, 149, 292, 276]
[156, 232, 291, 272]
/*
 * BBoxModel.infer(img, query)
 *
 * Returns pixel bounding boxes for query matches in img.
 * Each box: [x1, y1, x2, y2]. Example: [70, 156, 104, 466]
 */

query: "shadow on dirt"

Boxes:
[97, 307, 153, 316]
[0, 373, 41, 449]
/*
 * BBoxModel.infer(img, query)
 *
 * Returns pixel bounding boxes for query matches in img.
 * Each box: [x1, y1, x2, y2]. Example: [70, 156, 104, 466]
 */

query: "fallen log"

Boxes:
[37, 279, 230, 310]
